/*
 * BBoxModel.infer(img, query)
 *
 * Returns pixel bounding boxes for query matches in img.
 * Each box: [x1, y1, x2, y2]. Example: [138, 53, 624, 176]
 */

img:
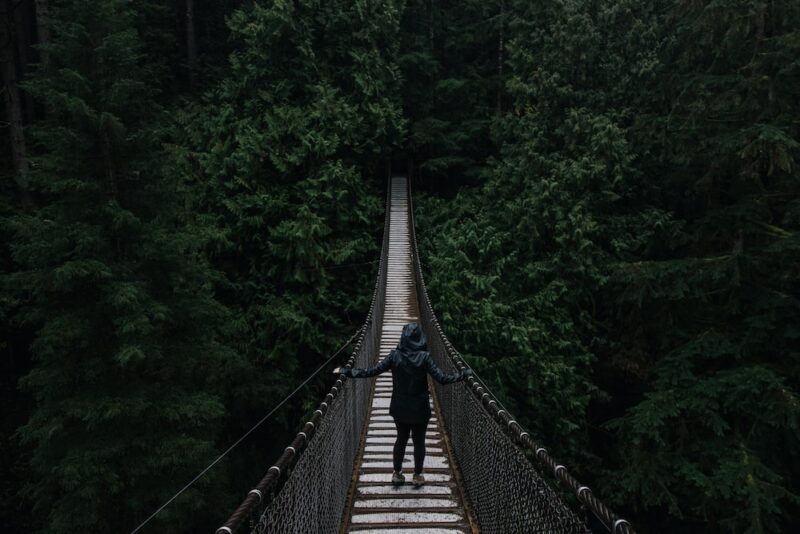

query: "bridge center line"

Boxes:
[342, 177, 474, 534]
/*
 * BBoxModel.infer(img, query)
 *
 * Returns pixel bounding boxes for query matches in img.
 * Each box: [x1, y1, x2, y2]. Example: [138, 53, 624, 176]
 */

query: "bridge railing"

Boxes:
[215, 178, 391, 534]
[406, 178, 635, 534]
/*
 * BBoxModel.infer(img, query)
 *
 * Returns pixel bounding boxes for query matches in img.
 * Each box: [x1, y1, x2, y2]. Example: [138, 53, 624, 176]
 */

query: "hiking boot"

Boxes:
[412, 473, 425, 487]
[392, 471, 405, 486]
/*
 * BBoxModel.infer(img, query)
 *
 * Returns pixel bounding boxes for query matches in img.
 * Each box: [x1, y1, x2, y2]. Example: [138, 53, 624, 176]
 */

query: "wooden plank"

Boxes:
[341, 177, 476, 534]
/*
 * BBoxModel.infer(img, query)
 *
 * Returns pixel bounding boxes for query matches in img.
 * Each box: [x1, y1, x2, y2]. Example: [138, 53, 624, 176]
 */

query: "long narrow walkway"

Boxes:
[343, 177, 474, 533]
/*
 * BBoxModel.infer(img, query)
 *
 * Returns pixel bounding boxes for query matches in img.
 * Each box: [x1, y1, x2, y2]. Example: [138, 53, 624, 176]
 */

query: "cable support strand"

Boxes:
[130, 325, 365, 534]
[405, 176, 635, 534]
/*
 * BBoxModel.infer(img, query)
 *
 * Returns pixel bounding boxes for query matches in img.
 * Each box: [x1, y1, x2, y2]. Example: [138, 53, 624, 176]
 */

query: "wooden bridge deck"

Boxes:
[342, 177, 475, 534]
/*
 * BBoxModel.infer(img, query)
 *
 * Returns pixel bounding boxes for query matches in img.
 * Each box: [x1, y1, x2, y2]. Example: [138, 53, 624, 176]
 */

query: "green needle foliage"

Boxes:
[176, 0, 405, 406]
[607, 3, 800, 530]
[4, 0, 247, 531]
[1, 0, 797, 532]
[416, 0, 799, 531]
[398, 0, 502, 184]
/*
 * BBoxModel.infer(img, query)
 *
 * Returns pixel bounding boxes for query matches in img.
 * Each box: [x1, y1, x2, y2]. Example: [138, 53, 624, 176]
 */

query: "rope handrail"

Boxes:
[131, 326, 364, 534]
[214, 177, 392, 534]
[213, 173, 635, 533]
[405, 176, 635, 534]
[212, 324, 371, 534]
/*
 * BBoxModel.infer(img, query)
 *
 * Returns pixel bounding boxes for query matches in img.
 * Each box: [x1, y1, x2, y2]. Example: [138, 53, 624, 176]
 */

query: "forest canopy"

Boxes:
[1, 0, 797, 532]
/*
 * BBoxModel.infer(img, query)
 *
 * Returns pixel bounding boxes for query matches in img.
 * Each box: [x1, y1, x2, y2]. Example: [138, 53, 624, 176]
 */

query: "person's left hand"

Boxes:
[333, 367, 342, 374]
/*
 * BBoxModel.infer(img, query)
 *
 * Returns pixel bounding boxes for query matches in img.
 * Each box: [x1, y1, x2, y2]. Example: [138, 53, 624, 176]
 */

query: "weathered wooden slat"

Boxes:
[342, 177, 475, 534]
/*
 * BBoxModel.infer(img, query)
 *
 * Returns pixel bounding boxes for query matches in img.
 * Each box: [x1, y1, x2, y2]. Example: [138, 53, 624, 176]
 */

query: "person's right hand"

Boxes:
[462, 368, 474, 378]
[334, 367, 352, 377]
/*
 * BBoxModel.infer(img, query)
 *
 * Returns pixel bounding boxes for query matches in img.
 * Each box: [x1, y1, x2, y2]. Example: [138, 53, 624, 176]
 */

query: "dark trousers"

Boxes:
[393, 420, 428, 475]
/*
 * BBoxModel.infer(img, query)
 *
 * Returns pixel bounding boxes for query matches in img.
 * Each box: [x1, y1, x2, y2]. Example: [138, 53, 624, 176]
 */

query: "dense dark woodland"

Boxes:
[0, 0, 797, 532]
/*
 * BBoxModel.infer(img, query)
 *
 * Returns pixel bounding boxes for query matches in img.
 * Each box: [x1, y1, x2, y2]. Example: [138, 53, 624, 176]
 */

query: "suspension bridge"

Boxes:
[214, 176, 634, 534]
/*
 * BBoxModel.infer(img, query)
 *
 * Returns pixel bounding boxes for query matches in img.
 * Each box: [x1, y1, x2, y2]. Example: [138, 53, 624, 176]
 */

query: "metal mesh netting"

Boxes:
[218, 176, 633, 534]
[418, 303, 588, 533]
[252, 337, 371, 534]
[215, 181, 390, 534]
[248, 190, 391, 533]
[408, 183, 589, 533]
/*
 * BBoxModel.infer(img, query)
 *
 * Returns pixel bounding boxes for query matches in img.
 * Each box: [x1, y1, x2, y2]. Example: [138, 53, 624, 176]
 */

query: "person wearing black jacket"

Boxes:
[333, 322, 472, 486]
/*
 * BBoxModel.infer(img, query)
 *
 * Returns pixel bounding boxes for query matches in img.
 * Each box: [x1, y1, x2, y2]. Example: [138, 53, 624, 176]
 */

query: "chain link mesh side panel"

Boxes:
[419, 300, 588, 534]
[235, 178, 392, 534]
[406, 176, 589, 533]
[253, 342, 372, 534]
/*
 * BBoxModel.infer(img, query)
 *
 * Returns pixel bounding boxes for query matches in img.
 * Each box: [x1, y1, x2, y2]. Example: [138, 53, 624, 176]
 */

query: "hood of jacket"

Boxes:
[396, 322, 427, 360]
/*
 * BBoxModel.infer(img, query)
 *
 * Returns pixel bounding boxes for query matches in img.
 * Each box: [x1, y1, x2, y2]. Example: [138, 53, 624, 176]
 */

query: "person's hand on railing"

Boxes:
[333, 367, 352, 377]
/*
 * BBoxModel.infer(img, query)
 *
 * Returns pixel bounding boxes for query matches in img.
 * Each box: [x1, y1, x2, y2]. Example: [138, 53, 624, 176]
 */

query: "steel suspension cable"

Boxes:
[406, 176, 635, 534]
[214, 177, 393, 534]
[129, 326, 365, 534]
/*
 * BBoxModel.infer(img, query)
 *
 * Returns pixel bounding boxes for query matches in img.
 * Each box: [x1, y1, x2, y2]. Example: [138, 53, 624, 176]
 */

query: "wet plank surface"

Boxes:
[344, 177, 473, 534]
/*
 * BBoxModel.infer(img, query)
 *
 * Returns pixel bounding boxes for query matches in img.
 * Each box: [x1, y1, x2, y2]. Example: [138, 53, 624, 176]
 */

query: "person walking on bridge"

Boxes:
[333, 322, 472, 487]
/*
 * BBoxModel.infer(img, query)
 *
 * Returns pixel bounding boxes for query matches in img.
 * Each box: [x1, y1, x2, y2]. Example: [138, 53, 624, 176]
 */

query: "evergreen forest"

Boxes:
[1, 1, 797, 532]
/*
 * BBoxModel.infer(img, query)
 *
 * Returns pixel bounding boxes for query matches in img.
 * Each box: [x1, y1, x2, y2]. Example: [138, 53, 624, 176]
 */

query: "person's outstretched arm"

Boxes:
[424, 352, 473, 384]
[333, 351, 394, 378]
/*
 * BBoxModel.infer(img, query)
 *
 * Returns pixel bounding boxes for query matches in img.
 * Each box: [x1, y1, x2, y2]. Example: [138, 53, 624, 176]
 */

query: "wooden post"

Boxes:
[1, 0, 32, 208]
[34, 0, 49, 66]
[186, 0, 197, 86]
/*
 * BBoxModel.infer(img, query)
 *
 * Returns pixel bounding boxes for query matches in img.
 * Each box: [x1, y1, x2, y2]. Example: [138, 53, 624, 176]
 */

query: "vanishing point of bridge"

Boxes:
[343, 178, 473, 531]
[215, 177, 634, 534]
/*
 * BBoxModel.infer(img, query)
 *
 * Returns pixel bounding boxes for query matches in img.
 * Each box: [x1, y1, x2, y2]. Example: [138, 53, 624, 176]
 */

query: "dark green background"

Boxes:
[1, 1, 797, 532]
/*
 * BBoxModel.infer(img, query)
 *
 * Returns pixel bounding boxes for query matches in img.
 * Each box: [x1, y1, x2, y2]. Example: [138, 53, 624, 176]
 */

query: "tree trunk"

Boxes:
[186, 0, 197, 87]
[427, 0, 435, 126]
[1, 0, 32, 208]
[427, 0, 434, 50]
[14, 0, 35, 120]
[101, 130, 117, 198]
[34, 0, 50, 66]
[497, 1, 504, 114]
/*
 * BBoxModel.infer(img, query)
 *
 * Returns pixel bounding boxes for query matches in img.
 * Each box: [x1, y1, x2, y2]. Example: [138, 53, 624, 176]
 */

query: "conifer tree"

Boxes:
[415, 0, 799, 531]
[398, 0, 501, 184]
[5, 1, 246, 530]
[178, 0, 405, 411]
[606, 2, 800, 530]
[418, 0, 664, 465]
[2, 0, 795, 531]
